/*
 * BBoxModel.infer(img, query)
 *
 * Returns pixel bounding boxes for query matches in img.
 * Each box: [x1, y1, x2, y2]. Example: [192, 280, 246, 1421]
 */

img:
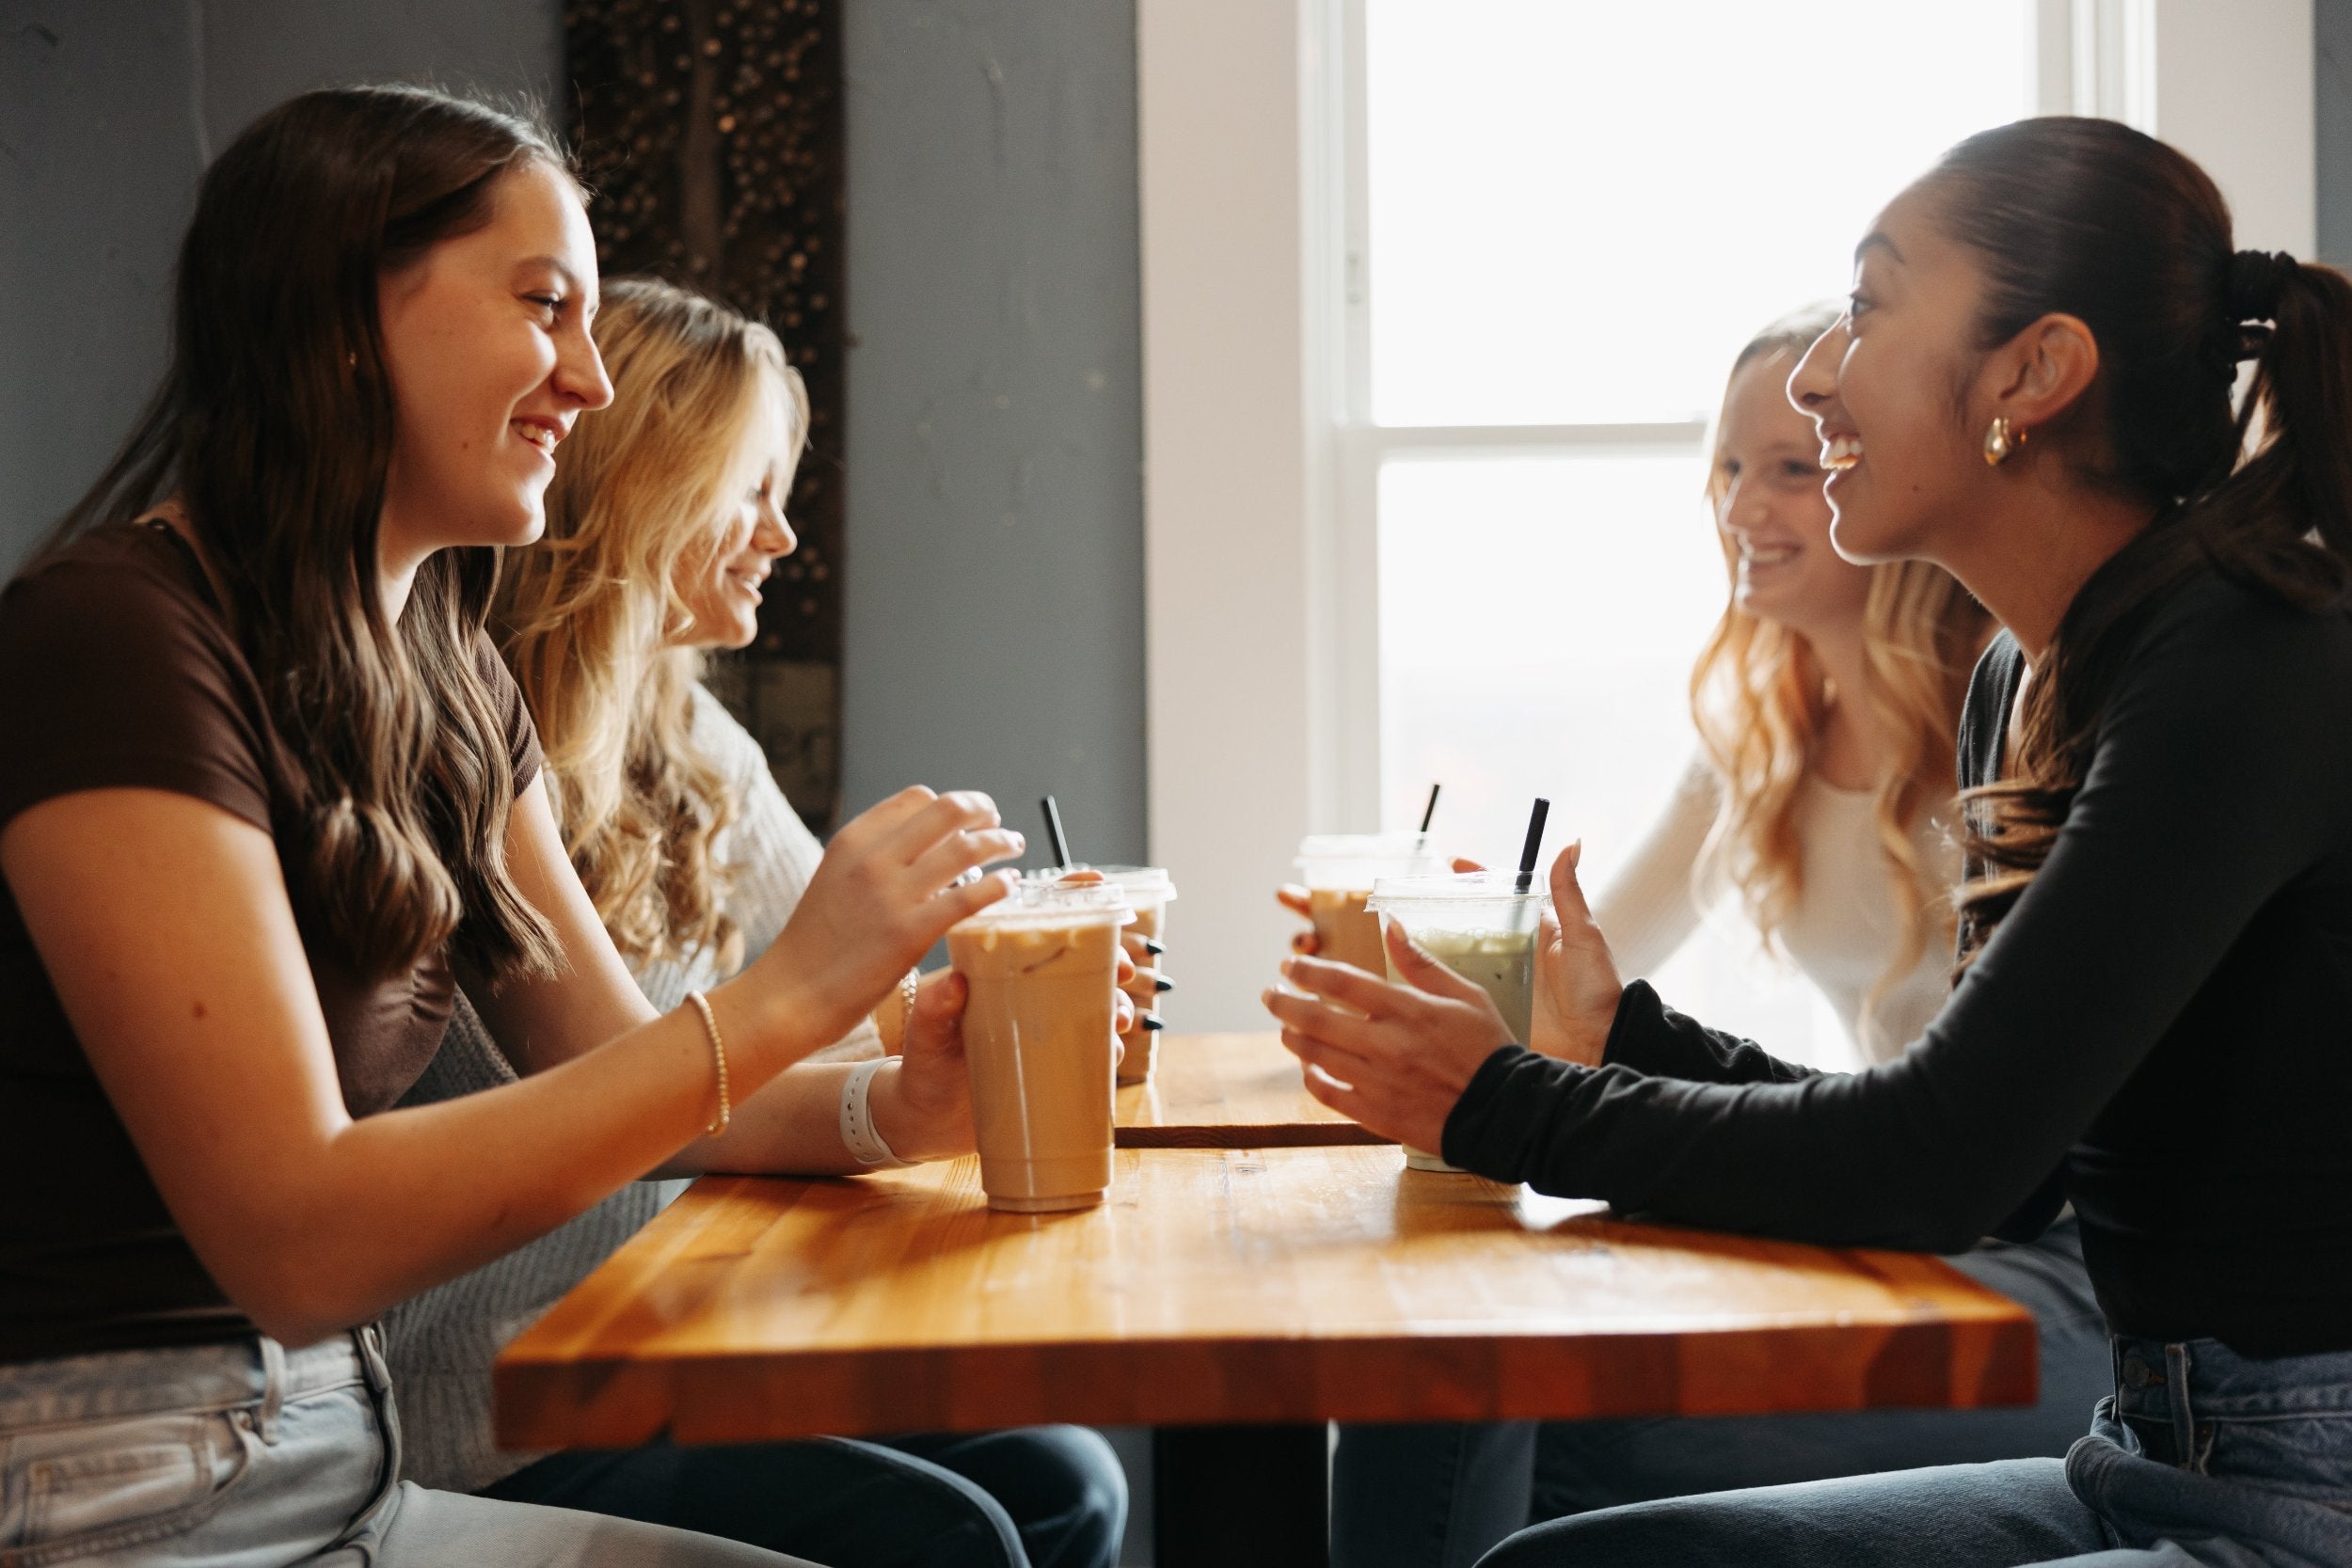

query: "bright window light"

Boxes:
[1367, 0, 2036, 426]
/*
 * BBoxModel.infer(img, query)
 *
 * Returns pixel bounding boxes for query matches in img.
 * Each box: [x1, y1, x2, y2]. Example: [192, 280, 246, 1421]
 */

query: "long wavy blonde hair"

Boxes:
[1690, 305, 1990, 1014]
[496, 277, 806, 971]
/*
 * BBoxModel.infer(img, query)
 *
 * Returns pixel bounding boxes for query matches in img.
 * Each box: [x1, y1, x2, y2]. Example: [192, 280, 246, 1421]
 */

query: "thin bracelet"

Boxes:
[840, 1057, 912, 1167]
[684, 990, 731, 1136]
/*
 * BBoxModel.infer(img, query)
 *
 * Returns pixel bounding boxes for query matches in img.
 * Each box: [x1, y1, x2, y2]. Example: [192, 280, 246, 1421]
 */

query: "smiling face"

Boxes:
[1788, 183, 1996, 570]
[672, 376, 801, 650]
[1712, 348, 1871, 639]
[375, 159, 612, 583]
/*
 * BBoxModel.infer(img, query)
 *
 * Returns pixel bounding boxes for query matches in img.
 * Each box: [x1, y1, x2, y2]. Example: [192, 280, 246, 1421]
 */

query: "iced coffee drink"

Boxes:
[947, 879, 1134, 1212]
[1366, 872, 1550, 1172]
[1095, 865, 1178, 1085]
[1293, 834, 1447, 974]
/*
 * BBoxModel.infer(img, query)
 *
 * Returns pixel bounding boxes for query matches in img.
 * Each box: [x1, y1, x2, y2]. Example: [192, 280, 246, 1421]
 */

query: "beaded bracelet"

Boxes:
[684, 990, 731, 1136]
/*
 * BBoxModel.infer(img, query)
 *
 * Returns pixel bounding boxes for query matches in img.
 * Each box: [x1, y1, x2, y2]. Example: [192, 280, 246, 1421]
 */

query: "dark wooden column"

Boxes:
[565, 0, 848, 830]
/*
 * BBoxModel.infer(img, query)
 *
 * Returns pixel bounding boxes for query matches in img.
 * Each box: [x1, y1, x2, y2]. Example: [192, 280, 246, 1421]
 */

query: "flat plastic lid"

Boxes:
[1067, 863, 1178, 901]
[1365, 869, 1552, 911]
[955, 874, 1135, 930]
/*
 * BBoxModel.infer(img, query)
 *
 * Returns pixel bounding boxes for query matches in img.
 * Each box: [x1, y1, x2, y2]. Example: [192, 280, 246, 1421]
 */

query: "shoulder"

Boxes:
[2112, 570, 2352, 730]
[0, 524, 274, 832]
[4, 523, 237, 664]
[685, 680, 768, 779]
[470, 628, 542, 795]
[685, 681, 806, 842]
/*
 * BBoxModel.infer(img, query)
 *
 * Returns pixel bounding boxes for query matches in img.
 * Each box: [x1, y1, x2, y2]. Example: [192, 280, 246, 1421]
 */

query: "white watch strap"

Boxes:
[840, 1057, 912, 1168]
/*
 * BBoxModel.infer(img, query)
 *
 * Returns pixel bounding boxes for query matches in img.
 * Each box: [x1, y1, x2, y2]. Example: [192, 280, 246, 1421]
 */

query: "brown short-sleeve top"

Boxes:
[0, 520, 541, 1364]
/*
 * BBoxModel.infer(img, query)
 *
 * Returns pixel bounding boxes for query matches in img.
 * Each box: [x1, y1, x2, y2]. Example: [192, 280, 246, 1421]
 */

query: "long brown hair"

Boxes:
[496, 278, 805, 971]
[44, 86, 568, 982]
[1928, 118, 2352, 956]
[1691, 307, 1989, 1014]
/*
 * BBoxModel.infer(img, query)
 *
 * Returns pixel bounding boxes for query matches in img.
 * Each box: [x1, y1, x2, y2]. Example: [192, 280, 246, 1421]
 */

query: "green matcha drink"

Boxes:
[1366, 872, 1550, 1173]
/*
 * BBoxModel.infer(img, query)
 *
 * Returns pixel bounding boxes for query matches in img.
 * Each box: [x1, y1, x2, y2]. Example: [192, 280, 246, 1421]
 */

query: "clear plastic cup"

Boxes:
[1293, 833, 1449, 974]
[946, 877, 1135, 1212]
[1365, 871, 1551, 1173]
[1092, 866, 1178, 1085]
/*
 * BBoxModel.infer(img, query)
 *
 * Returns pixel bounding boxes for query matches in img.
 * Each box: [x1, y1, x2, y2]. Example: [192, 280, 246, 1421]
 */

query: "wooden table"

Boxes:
[498, 1148, 2034, 1445]
[1116, 1030, 1385, 1148]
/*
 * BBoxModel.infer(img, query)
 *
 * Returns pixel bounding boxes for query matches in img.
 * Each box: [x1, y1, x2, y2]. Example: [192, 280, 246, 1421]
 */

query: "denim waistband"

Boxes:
[2111, 1334, 2352, 1469]
[0, 1330, 368, 1435]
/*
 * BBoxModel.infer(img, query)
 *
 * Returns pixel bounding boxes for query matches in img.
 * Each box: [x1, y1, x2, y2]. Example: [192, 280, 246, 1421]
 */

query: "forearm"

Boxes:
[668, 1058, 866, 1176]
[220, 1000, 751, 1341]
[200, 978, 833, 1343]
[1441, 1043, 2004, 1251]
[1602, 980, 1822, 1085]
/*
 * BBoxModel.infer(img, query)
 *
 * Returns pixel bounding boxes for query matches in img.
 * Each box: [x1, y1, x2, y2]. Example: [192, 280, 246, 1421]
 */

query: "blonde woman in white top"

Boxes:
[389, 277, 1128, 1568]
[1326, 306, 2109, 1568]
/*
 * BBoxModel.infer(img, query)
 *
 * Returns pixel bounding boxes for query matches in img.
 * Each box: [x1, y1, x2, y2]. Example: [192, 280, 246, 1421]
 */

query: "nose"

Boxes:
[557, 325, 615, 412]
[755, 498, 797, 559]
[1787, 318, 1846, 418]
[1719, 477, 1768, 535]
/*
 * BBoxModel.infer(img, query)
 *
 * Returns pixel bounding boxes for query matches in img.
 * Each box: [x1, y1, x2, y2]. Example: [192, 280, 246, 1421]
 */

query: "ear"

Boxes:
[1984, 312, 2100, 431]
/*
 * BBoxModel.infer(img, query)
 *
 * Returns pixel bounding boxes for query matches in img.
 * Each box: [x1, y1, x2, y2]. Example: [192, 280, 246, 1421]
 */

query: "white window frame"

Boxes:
[1140, 0, 2312, 1029]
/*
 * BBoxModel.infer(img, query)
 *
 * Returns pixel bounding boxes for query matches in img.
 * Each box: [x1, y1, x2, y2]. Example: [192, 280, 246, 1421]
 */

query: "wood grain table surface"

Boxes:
[495, 1145, 2036, 1450]
[1116, 1030, 1383, 1148]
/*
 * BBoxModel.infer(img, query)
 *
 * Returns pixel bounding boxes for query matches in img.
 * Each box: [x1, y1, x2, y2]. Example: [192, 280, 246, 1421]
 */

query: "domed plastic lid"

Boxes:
[956, 871, 1136, 930]
[1085, 863, 1177, 901]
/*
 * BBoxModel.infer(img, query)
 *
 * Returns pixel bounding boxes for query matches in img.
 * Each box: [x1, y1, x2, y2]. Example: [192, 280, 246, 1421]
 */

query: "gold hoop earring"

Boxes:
[1983, 416, 2027, 467]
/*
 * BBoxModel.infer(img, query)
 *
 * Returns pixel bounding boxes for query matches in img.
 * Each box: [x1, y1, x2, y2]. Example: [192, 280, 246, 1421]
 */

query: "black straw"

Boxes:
[1514, 798, 1550, 894]
[1041, 796, 1073, 869]
[1417, 783, 1442, 835]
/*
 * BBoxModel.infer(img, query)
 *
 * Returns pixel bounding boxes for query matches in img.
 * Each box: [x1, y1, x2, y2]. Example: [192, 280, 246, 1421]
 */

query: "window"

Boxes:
[1352, 1, 2036, 1063]
[1138, 0, 2310, 1032]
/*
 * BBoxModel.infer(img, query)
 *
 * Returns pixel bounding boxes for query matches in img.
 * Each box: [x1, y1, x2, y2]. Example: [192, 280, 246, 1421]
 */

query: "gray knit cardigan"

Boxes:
[383, 683, 882, 1494]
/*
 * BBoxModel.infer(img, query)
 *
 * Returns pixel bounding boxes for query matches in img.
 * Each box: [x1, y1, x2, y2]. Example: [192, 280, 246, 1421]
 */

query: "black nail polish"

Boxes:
[1143, 938, 1167, 956]
[1152, 975, 1175, 993]
[1141, 1015, 1165, 1031]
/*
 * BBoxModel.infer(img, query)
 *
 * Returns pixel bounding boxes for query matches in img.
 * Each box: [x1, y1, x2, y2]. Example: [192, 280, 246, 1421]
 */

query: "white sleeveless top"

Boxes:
[1594, 755, 1961, 1066]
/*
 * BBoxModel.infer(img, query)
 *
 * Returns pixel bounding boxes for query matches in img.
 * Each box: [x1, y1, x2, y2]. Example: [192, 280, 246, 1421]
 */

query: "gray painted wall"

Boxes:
[2321, 0, 2352, 264]
[0, 0, 564, 570]
[837, 1, 1149, 873]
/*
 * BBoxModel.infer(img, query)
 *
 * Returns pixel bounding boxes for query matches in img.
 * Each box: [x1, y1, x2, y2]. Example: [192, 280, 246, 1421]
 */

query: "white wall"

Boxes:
[1137, 0, 1329, 1028]
[2153, 0, 2315, 254]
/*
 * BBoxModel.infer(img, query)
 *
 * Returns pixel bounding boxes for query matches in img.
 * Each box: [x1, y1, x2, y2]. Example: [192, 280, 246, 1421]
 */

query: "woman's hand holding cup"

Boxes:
[738, 787, 1023, 1072]
[1262, 921, 1517, 1155]
[1530, 843, 1622, 1067]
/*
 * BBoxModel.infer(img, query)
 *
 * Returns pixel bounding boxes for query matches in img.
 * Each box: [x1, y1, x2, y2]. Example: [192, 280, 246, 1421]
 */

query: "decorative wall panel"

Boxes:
[566, 0, 846, 827]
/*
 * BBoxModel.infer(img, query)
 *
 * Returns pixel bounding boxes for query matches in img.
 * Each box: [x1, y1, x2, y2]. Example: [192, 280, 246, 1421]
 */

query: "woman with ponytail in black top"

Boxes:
[1267, 117, 2352, 1567]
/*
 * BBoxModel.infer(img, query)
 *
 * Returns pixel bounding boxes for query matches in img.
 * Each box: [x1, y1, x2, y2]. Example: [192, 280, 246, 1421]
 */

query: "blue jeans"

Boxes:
[0, 1327, 813, 1566]
[1332, 1223, 2111, 1568]
[482, 1427, 1127, 1568]
[1477, 1334, 2352, 1566]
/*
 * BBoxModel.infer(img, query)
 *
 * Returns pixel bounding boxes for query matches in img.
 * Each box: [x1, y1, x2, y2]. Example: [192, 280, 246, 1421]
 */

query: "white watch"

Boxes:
[840, 1057, 913, 1168]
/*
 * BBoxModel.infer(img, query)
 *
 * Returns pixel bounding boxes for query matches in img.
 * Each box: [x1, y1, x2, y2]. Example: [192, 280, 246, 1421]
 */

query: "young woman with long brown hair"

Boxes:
[1273, 116, 2352, 1567]
[386, 277, 1127, 1568]
[1327, 309, 2106, 1568]
[0, 87, 1021, 1567]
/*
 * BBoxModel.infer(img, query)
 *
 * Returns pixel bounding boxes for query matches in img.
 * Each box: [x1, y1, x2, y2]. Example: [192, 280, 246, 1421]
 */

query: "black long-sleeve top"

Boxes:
[1444, 570, 2352, 1357]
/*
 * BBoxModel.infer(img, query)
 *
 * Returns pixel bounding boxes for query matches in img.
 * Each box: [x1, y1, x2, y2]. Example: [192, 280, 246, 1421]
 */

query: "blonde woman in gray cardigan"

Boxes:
[388, 278, 1130, 1568]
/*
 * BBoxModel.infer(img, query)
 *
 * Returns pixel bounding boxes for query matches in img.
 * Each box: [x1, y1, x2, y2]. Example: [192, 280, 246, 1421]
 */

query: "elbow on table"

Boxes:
[1874, 1178, 2031, 1257]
